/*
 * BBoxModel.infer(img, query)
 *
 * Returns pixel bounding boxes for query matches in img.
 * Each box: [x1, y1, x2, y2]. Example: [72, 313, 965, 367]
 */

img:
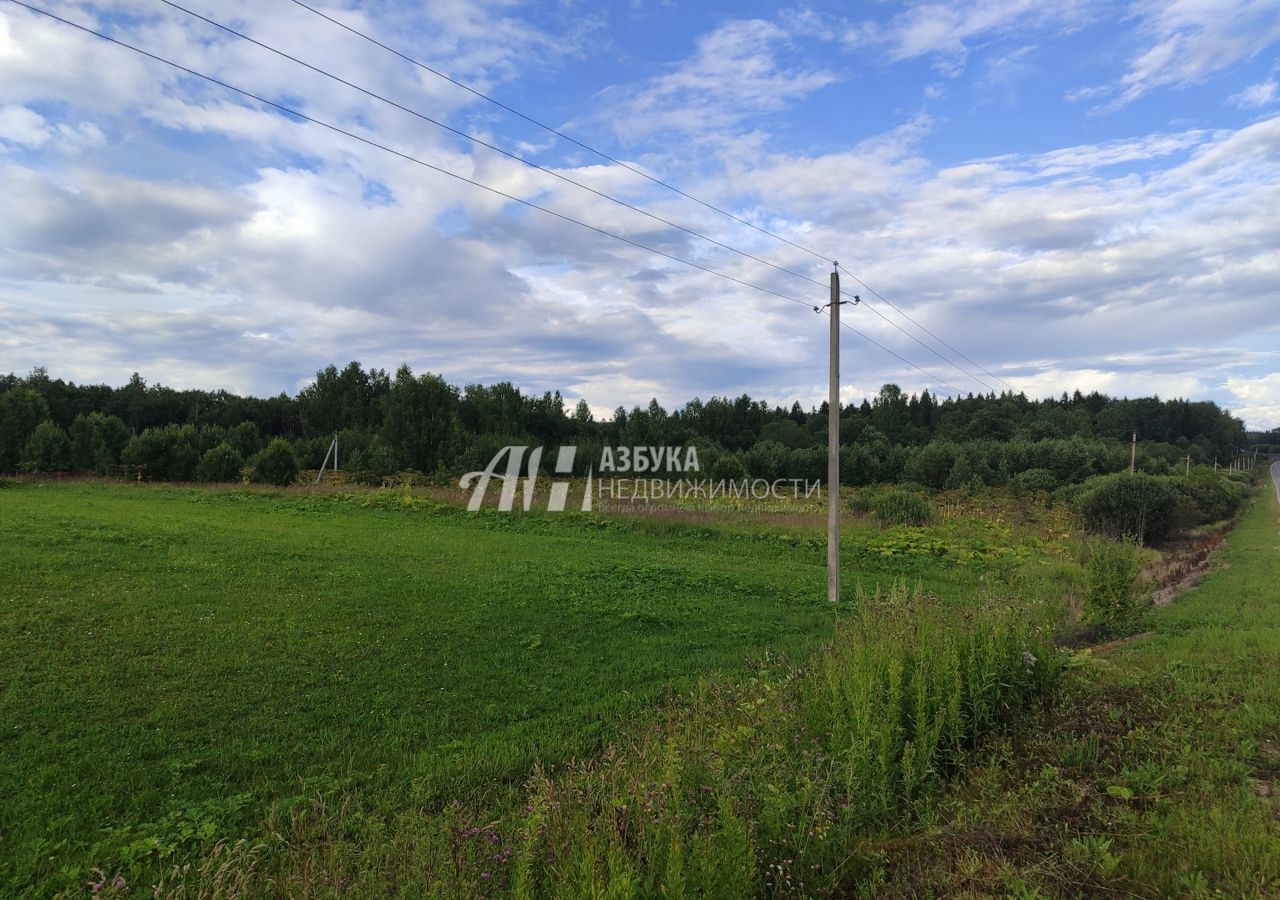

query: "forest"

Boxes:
[0, 363, 1258, 489]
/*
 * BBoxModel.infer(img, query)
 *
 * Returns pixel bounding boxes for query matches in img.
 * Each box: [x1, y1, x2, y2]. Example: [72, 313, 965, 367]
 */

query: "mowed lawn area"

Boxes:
[0, 482, 860, 894]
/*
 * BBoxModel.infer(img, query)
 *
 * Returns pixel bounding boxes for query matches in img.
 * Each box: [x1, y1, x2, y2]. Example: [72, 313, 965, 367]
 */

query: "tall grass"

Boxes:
[145, 586, 1058, 898]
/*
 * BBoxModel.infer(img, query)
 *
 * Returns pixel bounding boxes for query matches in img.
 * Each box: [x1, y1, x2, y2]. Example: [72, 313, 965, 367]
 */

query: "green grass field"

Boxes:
[0, 481, 1074, 896]
[869, 467, 1280, 896]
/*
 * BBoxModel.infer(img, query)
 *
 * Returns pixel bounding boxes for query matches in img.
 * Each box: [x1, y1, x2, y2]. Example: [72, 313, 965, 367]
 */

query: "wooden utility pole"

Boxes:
[1129, 432, 1137, 474]
[827, 267, 841, 604]
[1185, 454, 1191, 475]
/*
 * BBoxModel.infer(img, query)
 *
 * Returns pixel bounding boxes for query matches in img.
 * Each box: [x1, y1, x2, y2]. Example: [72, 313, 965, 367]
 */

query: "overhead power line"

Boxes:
[837, 265, 1019, 394]
[153, 1, 831, 291]
[9, 1, 816, 311]
[157, 0, 1000, 394]
[10, 0, 966, 399]
[285, 0, 834, 264]
[838, 320, 961, 397]
[284, 0, 1018, 395]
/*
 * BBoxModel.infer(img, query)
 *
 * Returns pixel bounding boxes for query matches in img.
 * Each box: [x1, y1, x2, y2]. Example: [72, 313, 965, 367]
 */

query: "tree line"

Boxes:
[0, 363, 1249, 488]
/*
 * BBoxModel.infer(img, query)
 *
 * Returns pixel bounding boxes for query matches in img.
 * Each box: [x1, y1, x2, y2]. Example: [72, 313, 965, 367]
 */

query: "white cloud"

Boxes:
[1225, 372, 1280, 429]
[0, 104, 48, 147]
[591, 18, 837, 141]
[1231, 78, 1279, 107]
[1107, 0, 1280, 108]
[1, 1, 1279, 423]
[846, 0, 1098, 76]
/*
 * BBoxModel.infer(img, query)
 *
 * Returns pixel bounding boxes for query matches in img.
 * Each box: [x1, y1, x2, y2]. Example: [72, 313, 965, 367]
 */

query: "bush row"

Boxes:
[11, 416, 300, 486]
[1072, 471, 1249, 543]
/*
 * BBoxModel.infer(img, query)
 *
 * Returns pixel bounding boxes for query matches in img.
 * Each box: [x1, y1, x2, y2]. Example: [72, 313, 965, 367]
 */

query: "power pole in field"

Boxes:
[827, 267, 842, 604]
[314, 433, 339, 484]
[1129, 432, 1137, 474]
[819, 266, 856, 603]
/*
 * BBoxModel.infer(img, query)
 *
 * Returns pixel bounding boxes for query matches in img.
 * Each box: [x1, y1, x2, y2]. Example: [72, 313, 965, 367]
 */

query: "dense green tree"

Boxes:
[0, 387, 50, 472]
[69, 412, 130, 474]
[20, 421, 70, 473]
[382, 366, 461, 472]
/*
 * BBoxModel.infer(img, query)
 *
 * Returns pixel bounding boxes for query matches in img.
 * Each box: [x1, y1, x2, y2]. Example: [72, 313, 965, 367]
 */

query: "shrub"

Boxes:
[20, 421, 70, 473]
[352, 438, 398, 478]
[224, 422, 263, 459]
[1074, 472, 1179, 544]
[708, 452, 747, 482]
[250, 439, 299, 486]
[1175, 471, 1245, 525]
[1083, 538, 1146, 632]
[122, 424, 202, 481]
[904, 441, 957, 489]
[196, 443, 244, 483]
[1013, 467, 1059, 493]
[744, 440, 788, 480]
[869, 488, 935, 527]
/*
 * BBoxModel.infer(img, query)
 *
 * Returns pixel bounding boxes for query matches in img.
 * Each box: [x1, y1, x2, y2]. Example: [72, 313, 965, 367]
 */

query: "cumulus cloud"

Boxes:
[1, 1, 1279, 429]
[1225, 372, 1280, 430]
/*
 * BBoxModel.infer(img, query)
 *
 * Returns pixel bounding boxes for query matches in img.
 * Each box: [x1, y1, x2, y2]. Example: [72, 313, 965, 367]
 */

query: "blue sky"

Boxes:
[1, 0, 1278, 427]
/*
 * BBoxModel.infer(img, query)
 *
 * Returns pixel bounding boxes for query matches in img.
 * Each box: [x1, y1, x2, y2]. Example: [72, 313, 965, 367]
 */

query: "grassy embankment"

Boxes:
[869, 466, 1280, 897]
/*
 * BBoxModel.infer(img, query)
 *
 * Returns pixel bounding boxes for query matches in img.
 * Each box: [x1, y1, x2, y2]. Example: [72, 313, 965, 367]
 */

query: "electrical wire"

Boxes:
[837, 320, 962, 397]
[837, 265, 1019, 394]
[11, 0, 970, 402]
[7, 0, 818, 314]
[283, 0, 1016, 394]
[285, 0, 837, 264]
[154, 0, 843, 293]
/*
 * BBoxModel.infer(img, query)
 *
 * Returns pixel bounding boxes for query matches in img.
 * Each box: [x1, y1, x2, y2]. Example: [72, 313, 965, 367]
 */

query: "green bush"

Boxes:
[1075, 472, 1179, 544]
[196, 443, 244, 483]
[708, 452, 747, 482]
[869, 488, 935, 526]
[1176, 471, 1245, 525]
[122, 424, 202, 481]
[1083, 538, 1146, 632]
[250, 438, 299, 486]
[20, 421, 71, 473]
[224, 422, 263, 459]
[1013, 467, 1059, 493]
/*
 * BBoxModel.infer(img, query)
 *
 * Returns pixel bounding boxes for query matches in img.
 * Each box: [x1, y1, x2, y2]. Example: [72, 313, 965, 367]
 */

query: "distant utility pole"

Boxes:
[1185, 454, 1191, 475]
[1129, 432, 1137, 474]
[314, 433, 339, 484]
[1214, 456, 1219, 472]
[826, 267, 843, 604]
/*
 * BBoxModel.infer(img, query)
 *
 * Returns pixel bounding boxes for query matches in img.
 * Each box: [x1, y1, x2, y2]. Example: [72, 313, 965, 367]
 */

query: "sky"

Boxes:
[0, 0, 1278, 428]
